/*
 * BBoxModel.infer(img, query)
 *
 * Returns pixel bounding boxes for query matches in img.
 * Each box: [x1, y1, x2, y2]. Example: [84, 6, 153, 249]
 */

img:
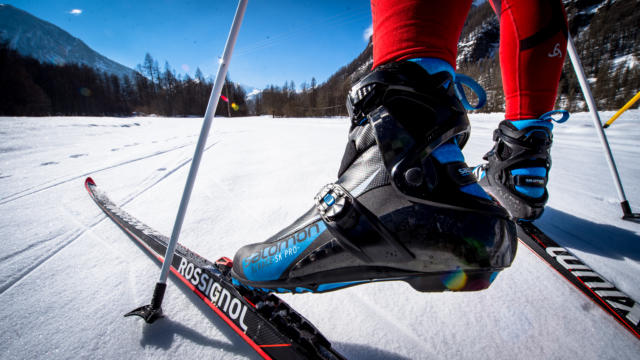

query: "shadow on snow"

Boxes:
[335, 342, 412, 360]
[536, 207, 640, 262]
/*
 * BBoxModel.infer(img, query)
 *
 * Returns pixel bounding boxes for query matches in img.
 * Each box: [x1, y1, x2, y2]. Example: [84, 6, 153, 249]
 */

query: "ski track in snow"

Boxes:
[0, 142, 194, 205]
[0, 212, 101, 295]
[0, 136, 217, 296]
[0, 114, 639, 359]
[350, 291, 436, 356]
[116, 141, 217, 208]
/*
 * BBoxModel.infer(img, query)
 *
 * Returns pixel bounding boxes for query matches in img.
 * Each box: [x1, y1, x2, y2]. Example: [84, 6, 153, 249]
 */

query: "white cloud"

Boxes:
[69, 9, 82, 15]
[363, 24, 373, 42]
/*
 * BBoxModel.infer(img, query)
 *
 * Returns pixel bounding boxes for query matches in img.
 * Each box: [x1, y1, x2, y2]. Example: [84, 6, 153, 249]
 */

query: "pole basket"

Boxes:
[125, 282, 166, 323]
[621, 201, 640, 223]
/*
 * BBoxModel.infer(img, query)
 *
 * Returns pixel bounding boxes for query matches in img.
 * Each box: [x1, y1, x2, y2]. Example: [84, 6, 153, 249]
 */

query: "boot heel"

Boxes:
[405, 269, 499, 292]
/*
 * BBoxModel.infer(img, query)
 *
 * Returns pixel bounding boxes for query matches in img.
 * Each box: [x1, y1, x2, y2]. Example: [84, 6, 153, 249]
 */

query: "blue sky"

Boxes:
[6, 0, 373, 89]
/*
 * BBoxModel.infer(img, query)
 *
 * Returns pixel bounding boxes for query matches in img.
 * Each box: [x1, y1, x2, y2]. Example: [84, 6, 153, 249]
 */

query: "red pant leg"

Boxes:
[371, 0, 472, 69]
[490, 0, 568, 119]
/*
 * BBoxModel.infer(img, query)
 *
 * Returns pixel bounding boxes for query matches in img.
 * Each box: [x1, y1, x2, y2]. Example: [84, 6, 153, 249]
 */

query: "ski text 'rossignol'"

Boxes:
[177, 257, 250, 331]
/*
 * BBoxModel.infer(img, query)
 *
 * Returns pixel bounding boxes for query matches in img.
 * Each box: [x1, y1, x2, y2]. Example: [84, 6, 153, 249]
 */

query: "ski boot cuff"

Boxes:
[481, 110, 569, 219]
[408, 57, 487, 111]
[508, 110, 569, 129]
[346, 61, 502, 213]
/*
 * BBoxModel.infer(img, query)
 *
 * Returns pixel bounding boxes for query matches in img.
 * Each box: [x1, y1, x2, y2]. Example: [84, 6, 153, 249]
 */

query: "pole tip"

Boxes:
[125, 282, 167, 323]
[125, 304, 164, 323]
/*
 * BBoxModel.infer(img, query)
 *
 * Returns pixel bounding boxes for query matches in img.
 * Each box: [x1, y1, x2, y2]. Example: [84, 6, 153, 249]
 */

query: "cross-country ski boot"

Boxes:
[477, 111, 569, 220]
[231, 59, 517, 293]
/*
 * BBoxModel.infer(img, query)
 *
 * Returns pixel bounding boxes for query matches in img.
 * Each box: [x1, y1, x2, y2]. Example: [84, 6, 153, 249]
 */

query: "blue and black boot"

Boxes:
[231, 59, 517, 293]
[477, 111, 569, 220]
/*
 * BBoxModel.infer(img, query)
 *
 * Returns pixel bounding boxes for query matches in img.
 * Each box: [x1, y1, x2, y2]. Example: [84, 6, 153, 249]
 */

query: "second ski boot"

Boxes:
[478, 111, 569, 220]
[232, 60, 517, 293]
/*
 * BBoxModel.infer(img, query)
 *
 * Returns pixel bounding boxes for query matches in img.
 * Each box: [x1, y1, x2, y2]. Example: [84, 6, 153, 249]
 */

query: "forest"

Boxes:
[0, 44, 247, 117]
[1, 1, 638, 118]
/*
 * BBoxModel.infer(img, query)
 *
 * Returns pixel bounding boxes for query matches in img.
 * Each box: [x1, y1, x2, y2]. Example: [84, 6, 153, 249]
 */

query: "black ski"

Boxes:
[517, 221, 640, 340]
[85, 177, 346, 360]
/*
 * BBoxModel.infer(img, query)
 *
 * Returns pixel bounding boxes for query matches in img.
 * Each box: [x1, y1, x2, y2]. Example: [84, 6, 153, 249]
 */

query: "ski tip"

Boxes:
[85, 177, 95, 187]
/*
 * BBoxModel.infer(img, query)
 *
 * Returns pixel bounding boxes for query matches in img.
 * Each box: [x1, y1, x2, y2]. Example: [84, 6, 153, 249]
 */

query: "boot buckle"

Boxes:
[314, 184, 349, 221]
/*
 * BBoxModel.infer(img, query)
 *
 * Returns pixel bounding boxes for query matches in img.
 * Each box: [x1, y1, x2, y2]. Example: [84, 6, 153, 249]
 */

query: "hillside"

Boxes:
[457, 0, 640, 112]
[0, 4, 135, 79]
[254, 0, 640, 116]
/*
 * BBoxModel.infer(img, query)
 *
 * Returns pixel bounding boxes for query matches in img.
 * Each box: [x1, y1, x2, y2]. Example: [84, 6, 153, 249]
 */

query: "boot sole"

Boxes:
[231, 266, 502, 294]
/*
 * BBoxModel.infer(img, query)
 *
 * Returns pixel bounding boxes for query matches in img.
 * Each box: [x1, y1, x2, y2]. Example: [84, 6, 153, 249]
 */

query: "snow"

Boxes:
[1, 112, 639, 359]
[613, 54, 639, 70]
[580, 2, 606, 16]
[246, 88, 262, 98]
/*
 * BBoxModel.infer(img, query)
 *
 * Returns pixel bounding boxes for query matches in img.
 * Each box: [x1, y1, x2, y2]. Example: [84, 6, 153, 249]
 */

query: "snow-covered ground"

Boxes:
[1, 111, 639, 359]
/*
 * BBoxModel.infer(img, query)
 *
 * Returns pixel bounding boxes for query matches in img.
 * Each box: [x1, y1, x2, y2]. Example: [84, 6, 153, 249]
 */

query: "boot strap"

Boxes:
[314, 183, 414, 264]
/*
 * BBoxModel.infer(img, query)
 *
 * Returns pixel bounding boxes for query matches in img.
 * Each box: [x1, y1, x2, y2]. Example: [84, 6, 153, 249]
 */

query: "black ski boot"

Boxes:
[477, 111, 569, 220]
[231, 61, 517, 293]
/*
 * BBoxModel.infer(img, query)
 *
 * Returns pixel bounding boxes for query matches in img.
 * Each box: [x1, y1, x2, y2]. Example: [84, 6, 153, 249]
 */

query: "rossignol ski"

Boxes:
[84, 177, 346, 360]
[517, 221, 640, 340]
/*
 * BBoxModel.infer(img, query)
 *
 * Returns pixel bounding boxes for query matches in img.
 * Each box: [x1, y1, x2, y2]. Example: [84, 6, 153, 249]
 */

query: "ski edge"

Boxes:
[84, 178, 275, 359]
[517, 221, 640, 341]
[84, 177, 345, 360]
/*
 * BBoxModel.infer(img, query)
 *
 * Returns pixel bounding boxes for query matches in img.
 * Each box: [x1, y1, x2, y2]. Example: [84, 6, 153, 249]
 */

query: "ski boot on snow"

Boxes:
[477, 111, 569, 220]
[231, 60, 517, 293]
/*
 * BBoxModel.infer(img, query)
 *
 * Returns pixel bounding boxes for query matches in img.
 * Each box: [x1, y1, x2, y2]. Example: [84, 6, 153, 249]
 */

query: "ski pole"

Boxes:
[566, 34, 640, 222]
[125, 0, 249, 323]
[603, 91, 640, 129]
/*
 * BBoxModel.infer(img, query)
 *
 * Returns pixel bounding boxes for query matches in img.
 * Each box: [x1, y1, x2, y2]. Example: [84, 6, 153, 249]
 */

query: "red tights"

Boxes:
[371, 0, 568, 120]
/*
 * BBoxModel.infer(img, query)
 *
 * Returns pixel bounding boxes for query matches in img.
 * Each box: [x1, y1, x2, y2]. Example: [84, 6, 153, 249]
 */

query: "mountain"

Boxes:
[240, 84, 261, 100]
[450, 0, 640, 112]
[0, 4, 135, 79]
[290, 0, 639, 116]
